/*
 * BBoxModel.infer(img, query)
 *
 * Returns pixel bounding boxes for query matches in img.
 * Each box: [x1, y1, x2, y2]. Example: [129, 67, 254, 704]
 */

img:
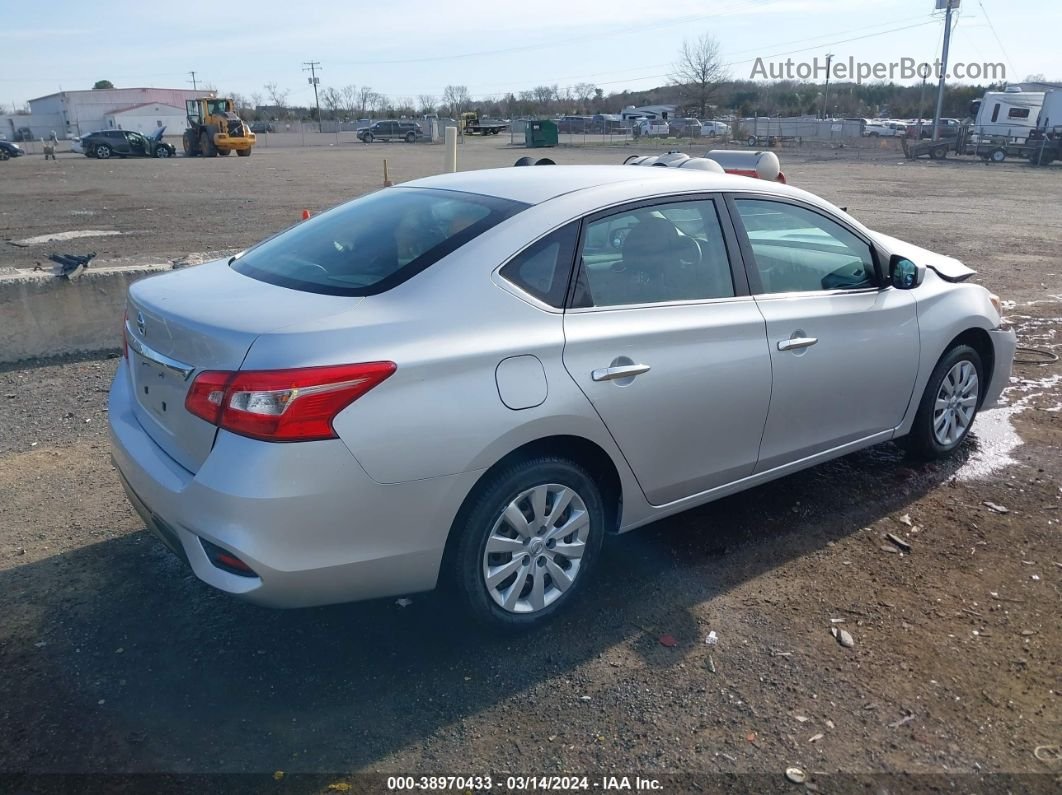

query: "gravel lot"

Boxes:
[1, 138, 1060, 792]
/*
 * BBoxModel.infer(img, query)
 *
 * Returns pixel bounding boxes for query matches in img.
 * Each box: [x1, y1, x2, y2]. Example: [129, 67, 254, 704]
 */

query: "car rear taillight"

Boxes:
[185, 362, 396, 442]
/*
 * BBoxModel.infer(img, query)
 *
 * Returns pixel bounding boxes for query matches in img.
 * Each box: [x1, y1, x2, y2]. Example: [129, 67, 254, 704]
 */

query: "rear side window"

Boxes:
[232, 188, 526, 296]
[499, 223, 579, 308]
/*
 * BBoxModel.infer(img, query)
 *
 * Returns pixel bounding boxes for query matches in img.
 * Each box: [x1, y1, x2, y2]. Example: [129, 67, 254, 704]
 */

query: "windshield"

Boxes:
[231, 188, 527, 296]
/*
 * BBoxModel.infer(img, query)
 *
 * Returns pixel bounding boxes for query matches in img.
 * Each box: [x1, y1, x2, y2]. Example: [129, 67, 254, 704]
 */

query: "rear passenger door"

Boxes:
[728, 195, 920, 471]
[561, 196, 773, 505]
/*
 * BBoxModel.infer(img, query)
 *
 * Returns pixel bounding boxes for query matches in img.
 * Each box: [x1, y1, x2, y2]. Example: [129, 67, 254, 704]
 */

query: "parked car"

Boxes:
[110, 165, 1015, 629]
[82, 128, 176, 159]
[864, 120, 907, 137]
[668, 118, 703, 137]
[917, 118, 961, 139]
[357, 120, 424, 143]
[250, 122, 275, 134]
[69, 137, 84, 155]
[701, 120, 731, 137]
[0, 141, 25, 160]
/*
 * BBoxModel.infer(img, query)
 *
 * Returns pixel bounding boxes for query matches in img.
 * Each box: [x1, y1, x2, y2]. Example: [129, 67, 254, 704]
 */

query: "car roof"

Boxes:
[402, 165, 798, 205]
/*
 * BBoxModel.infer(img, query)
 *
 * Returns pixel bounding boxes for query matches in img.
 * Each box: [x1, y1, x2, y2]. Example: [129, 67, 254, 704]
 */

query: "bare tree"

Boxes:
[531, 85, 556, 112]
[249, 92, 264, 117]
[321, 87, 343, 119]
[442, 85, 471, 117]
[357, 85, 376, 117]
[264, 82, 290, 118]
[670, 34, 728, 118]
[340, 85, 357, 118]
[417, 94, 437, 114]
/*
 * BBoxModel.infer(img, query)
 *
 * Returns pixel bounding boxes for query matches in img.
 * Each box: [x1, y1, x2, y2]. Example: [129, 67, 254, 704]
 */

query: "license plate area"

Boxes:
[131, 351, 191, 421]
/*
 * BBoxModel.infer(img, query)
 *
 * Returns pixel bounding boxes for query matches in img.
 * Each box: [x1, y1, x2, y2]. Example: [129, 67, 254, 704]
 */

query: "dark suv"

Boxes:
[82, 129, 176, 159]
[357, 120, 424, 143]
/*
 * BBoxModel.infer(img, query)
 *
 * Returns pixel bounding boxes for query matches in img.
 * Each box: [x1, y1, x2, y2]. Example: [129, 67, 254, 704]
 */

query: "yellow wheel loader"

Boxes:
[182, 98, 256, 158]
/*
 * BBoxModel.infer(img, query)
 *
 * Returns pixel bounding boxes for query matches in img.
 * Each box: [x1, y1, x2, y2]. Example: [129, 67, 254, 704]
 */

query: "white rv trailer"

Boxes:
[971, 90, 1045, 141]
[1036, 90, 1062, 134]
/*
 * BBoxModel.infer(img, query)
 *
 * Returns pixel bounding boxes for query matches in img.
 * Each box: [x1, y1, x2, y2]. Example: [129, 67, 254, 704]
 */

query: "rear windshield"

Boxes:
[231, 187, 527, 296]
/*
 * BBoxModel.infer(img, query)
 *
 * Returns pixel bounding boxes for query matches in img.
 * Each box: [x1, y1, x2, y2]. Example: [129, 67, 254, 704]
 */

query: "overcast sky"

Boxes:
[2, 0, 1057, 109]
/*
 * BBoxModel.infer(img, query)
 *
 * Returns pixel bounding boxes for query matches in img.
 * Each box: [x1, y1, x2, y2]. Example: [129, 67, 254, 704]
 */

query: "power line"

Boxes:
[976, 0, 1016, 81]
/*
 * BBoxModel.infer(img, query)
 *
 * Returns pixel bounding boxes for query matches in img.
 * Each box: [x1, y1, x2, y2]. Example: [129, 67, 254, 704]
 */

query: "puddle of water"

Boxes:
[959, 372, 1062, 481]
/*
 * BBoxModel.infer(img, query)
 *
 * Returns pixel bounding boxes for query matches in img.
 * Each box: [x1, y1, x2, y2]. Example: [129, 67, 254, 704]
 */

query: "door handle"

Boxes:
[777, 336, 818, 352]
[592, 363, 651, 382]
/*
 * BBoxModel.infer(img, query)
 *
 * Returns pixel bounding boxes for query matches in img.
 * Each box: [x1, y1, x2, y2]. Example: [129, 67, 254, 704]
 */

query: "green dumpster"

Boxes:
[525, 119, 558, 148]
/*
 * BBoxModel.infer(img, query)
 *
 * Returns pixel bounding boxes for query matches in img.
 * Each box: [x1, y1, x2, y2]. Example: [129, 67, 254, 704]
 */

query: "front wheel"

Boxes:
[451, 457, 606, 630]
[746, 135, 757, 147]
[236, 148, 251, 157]
[405, 132, 416, 143]
[904, 344, 983, 460]
[155, 147, 171, 158]
[362, 133, 373, 144]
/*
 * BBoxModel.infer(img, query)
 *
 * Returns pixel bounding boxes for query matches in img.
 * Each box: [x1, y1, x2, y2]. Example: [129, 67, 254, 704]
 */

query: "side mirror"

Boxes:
[889, 255, 924, 289]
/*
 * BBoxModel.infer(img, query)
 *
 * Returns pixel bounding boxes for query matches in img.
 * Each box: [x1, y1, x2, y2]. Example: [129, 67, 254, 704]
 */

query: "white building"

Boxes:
[16, 87, 214, 140]
[104, 103, 188, 135]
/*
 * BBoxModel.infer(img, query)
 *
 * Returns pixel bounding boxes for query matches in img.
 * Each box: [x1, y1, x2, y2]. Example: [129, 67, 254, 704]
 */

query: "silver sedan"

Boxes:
[109, 166, 1015, 629]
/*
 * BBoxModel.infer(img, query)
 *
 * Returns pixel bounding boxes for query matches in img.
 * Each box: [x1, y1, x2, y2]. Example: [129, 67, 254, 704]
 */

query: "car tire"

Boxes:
[200, 132, 217, 158]
[405, 132, 416, 143]
[990, 148, 1006, 163]
[363, 133, 373, 144]
[236, 149, 251, 157]
[746, 136, 757, 146]
[903, 344, 983, 461]
[217, 149, 231, 156]
[95, 144, 112, 159]
[450, 456, 606, 631]
[155, 147, 171, 158]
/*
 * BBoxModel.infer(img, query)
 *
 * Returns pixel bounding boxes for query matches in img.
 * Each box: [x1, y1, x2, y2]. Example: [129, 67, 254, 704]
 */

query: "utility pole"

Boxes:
[188, 71, 198, 92]
[820, 53, 835, 120]
[303, 61, 323, 133]
[932, 0, 958, 141]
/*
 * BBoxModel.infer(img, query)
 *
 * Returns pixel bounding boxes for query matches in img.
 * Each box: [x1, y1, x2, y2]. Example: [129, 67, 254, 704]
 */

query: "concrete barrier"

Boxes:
[0, 264, 170, 364]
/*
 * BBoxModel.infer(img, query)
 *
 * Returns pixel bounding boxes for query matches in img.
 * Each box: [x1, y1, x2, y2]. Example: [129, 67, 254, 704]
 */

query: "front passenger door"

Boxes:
[730, 197, 920, 471]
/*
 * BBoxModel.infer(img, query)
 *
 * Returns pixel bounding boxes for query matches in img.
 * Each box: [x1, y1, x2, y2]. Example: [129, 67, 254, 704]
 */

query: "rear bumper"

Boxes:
[981, 327, 1017, 410]
[107, 359, 478, 608]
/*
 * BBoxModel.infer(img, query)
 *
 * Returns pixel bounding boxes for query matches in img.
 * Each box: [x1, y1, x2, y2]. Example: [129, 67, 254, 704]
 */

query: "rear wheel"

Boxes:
[746, 135, 757, 146]
[990, 147, 1006, 163]
[405, 131, 416, 143]
[904, 344, 983, 460]
[236, 148, 251, 157]
[451, 457, 605, 630]
[929, 146, 947, 160]
[94, 144, 112, 159]
[200, 132, 217, 157]
[217, 149, 231, 156]
[182, 131, 196, 156]
[363, 133, 374, 144]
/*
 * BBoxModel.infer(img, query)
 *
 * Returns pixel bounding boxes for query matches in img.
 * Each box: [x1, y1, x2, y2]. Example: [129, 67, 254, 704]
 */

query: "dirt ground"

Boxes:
[0, 138, 1060, 793]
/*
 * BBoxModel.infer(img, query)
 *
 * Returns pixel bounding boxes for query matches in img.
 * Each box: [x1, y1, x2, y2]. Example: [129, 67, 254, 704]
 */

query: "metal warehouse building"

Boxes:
[7, 87, 214, 140]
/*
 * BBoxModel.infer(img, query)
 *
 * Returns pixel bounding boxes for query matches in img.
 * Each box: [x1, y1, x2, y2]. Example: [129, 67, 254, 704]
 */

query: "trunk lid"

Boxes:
[125, 259, 362, 472]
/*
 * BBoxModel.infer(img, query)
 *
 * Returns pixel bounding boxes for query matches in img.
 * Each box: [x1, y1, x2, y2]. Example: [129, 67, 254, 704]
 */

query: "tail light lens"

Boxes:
[185, 362, 396, 442]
